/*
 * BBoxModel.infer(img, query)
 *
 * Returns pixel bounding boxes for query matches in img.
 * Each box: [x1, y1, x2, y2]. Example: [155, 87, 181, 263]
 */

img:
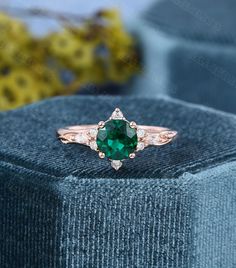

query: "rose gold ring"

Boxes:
[58, 108, 177, 170]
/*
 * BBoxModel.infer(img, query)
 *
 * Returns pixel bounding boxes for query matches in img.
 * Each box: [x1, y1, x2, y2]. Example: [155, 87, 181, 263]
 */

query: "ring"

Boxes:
[57, 108, 177, 170]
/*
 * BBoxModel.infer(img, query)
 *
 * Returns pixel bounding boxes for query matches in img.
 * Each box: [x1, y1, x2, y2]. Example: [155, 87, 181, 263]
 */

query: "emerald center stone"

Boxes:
[96, 119, 138, 160]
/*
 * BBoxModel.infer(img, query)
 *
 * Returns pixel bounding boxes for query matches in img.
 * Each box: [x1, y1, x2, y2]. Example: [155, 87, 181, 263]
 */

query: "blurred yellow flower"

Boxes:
[0, 70, 40, 110]
[0, 9, 141, 111]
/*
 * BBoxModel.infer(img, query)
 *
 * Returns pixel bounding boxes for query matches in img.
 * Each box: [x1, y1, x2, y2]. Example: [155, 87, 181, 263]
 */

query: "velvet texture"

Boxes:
[0, 96, 236, 267]
[130, 0, 236, 114]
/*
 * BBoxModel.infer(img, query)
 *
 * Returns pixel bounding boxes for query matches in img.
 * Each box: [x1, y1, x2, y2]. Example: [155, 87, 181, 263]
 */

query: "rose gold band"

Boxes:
[58, 125, 98, 146]
[58, 124, 177, 148]
[57, 108, 177, 170]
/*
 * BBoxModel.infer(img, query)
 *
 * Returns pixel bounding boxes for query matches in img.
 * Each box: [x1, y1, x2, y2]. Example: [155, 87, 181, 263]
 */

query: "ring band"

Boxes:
[58, 108, 177, 170]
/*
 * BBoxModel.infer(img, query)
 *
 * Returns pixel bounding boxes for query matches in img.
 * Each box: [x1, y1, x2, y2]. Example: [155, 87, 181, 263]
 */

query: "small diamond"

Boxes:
[137, 142, 145, 151]
[111, 160, 122, 170]
[90, 141, 98, 151]
[147, 134, 159, 145]
[111, 108, 124, 119]
[75, 134, 89, 144]
[137, 129, 145, 138]
[89, 129, 98, 138]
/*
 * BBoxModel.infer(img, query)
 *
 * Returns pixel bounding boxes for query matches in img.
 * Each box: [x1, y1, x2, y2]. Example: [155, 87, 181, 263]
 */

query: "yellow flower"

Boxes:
[33, 65, 63, 96]
[0, 12, 30, 44]
[49, 30, 79, 58]
[0, 9, 141, 110]
[8, 19, 30, 44]
[0, 70, 40, 110]
[48, 30, 95, 69]
[67, 42, 94, 69]
[0, 39, 31, 67]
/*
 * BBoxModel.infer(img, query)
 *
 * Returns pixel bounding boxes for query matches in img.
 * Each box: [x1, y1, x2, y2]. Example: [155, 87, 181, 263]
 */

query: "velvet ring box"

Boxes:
[130, 0, 236, 114]
[0, 96, 236, 267]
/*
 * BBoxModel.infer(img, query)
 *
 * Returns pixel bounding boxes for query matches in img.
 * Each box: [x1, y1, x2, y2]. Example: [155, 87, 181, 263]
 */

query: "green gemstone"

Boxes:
[96, 119, 138, 160]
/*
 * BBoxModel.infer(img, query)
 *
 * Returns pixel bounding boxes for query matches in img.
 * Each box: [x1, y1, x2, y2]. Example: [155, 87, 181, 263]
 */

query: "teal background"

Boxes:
[1, 0, 236, 267]
[0, 96, 236, 267]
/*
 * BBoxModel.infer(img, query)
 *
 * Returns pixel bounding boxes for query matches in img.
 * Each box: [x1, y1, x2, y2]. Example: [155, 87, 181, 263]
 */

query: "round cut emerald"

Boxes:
[96, 119, 138, 160]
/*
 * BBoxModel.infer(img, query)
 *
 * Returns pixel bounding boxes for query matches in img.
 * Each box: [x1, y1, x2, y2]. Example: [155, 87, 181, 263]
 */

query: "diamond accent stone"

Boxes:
[89, 129, 98, 138]
[111, 160, 122, 170]
[75, 134, 89, 145]
[111, 108, 124, 119]
[89, 141, 98, 151]
[137, 142, 145, 151]
[147, 131, 177, 145]
[147, 134, 160, 145]
[137, 129, 145, 138]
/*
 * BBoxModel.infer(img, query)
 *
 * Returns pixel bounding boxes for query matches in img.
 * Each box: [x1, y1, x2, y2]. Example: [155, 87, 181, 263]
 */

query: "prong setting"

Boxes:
[98, 121, 105, 129]
[130, 121, 137, 129]
[129, 153, 136, 159]
[99, 152, 105, 159]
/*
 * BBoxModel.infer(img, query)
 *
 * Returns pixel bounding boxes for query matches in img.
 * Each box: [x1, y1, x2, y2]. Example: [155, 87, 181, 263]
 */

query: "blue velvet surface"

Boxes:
[143, 0, 236, 44]
[0, 96, 236, 267]
[129, 0, 236, 114]
[1, 96, 236, 179]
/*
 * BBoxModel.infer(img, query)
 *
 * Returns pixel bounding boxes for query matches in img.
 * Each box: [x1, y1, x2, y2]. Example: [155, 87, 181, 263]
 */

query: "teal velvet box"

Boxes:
[130, 0, 236, 114]
[0, 96, 236, 267]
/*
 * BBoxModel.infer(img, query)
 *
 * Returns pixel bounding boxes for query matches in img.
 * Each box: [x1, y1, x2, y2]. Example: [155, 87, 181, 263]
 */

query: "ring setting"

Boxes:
[58, 108, 177, 170]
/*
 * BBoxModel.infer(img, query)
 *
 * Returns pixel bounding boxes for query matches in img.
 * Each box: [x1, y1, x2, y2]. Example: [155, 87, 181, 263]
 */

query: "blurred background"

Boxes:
[1, 0, 236, 114]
